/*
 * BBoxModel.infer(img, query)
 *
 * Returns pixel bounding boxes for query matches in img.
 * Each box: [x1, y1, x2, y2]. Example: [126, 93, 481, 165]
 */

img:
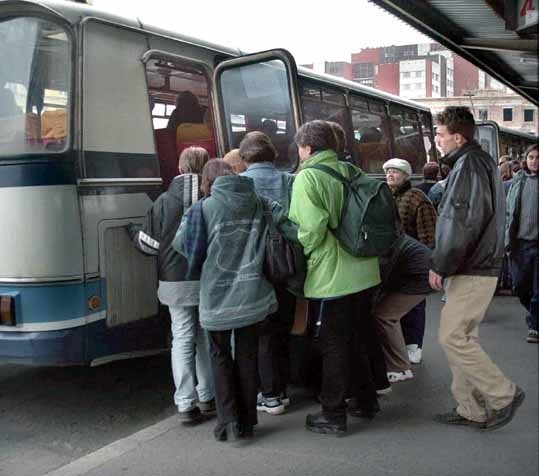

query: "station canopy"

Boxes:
[370, 0, 539, 105]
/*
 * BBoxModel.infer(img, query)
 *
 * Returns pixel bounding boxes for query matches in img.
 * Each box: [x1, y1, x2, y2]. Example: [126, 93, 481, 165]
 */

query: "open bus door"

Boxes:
[212, 49, 302, 172]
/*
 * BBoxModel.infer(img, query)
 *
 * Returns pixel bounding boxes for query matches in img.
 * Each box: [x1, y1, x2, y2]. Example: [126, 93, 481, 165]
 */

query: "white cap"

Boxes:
[383, 158, 412, 177]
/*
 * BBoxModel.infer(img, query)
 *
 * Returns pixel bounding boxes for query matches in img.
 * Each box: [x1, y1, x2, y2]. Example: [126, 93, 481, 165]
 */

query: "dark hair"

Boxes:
[524, 143, 538, 158]
[436, 106, 476, 143]
[239, 131, 277, 164]
[260, 119, 278, 136]
[174, 91, 203, 124]
[294, 120, 337, 153]
[423, 161, 440, 180]
[178, 146, 209, 175]
[201, 159, 233, 196]
[327, 121, 347, 154]
[440, 164, 451, 179]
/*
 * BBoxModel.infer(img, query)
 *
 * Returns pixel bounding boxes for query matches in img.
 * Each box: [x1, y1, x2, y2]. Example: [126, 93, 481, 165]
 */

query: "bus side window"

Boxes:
[300, 82, 355, 163]
[389, 106, 426, 173]
[350, 95, 391, 173]
[145, 58, 215, 188]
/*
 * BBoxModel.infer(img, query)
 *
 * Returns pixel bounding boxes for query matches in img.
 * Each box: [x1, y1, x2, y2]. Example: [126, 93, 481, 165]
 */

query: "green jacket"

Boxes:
[289, 150, 381, 299]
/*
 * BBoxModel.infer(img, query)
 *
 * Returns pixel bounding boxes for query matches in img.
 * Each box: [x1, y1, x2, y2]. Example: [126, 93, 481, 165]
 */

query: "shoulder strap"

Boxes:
[260, 198, 279, 237]
[306, 163, 350, 186]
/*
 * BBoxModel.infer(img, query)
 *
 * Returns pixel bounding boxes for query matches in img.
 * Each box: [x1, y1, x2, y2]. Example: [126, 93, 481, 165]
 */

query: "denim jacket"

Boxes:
[241, 162, 295, 211]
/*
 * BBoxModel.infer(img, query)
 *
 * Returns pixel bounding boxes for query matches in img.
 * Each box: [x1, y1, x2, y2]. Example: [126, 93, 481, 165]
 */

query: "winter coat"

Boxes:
[288, 149, 381, 299]
[391, 181, 437, 248]
[129, 173, 201, 306]
[431, 141, 504, 278]
[175, 175, 296, 331]
[379, 234, 432, 296]
[241, 162, 295, 211]
[505, 170, 539, 250]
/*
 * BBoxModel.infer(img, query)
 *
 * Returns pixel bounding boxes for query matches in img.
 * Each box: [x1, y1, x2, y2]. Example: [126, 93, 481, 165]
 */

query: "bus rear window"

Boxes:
[0, 17, 70, 157]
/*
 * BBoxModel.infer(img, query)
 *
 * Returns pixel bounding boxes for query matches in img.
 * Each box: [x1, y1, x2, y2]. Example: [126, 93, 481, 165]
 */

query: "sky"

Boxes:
[91, 0, 430, 64]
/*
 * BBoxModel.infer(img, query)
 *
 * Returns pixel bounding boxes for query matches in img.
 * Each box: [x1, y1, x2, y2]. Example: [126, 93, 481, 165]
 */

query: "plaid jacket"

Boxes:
[393, 181, 437, 249]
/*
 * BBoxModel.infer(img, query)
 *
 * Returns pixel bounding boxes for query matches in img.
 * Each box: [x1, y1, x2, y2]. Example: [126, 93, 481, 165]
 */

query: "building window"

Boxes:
[354, 62, 375, 79]
[478, 109, 488, 120]
[524, 109, 534, 122]
[503, 108, 513, 122]
[415, 71, 422, 78]
[403, 72, 411, 78]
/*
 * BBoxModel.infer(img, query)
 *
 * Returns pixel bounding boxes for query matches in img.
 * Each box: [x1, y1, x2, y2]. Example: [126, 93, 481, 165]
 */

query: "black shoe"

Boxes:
[178, 406, 205, 425]
[348, 400, 380, 419]
[484, 386, 525, 431]
[238, 423, 254, 438]
[305, 411, 347, 436]
[198, 398, 216, 413]
[214, 423, 227, 441]
[434, 409, 486, 429]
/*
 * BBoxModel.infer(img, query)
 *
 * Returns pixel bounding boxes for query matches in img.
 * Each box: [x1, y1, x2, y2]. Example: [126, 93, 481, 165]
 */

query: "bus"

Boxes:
[0, 0, 435, 366]
[476, 120, 538, 163]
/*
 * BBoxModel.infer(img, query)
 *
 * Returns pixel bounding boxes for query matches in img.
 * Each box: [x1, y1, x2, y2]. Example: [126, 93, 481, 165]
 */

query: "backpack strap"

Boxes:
[306, 163, 350, 185]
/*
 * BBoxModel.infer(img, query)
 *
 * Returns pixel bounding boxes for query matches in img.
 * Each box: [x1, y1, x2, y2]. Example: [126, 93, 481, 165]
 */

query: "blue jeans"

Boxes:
[169, 305, 214, 411]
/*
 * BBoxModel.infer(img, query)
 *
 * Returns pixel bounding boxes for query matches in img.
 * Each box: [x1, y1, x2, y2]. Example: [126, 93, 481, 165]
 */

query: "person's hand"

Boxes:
[429, 270, 443, 291]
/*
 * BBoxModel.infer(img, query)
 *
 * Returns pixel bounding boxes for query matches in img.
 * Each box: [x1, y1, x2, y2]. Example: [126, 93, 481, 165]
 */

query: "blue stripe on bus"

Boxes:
[0, 280, 103, 324]
[0, 160, 76, 187]
[0, 313, 167, 366]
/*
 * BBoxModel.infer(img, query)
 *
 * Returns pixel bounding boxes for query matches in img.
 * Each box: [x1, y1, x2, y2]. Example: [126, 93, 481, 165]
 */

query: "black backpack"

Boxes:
[306, 163, 400, 257]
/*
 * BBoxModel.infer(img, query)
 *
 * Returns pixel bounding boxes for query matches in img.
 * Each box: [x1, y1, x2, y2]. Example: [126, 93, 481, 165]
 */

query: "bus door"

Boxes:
[212, 49, 302, 171]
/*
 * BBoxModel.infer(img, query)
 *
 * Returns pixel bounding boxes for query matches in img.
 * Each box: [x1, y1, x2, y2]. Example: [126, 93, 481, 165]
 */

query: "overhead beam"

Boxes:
[460, 38, 539, 53]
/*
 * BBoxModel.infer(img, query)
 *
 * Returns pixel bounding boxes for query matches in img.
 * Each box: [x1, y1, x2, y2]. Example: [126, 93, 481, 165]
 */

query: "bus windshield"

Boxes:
[0, 17, 70, 157]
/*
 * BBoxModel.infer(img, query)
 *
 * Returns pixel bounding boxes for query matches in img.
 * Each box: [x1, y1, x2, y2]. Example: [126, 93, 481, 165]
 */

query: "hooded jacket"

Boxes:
[176, 175, 295, 331]
[130, 173, 200, 281]
[288, 149, 381, 299]
[431, 141, 504, 278]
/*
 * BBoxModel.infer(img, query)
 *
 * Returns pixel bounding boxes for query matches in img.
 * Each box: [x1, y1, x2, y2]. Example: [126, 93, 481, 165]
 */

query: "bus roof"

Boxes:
[477, 121, 538, 140]
[7, 0, 242, 57]
[11, 0, 431, 114]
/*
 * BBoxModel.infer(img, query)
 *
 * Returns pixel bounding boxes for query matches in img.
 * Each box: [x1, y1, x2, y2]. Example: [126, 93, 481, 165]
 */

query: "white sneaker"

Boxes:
[407, 345, 423, 364]
[387, 369, 414, 383]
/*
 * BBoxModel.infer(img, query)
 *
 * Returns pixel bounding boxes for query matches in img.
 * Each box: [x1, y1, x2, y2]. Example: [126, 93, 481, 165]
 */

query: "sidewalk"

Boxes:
[43, 295, 539, 476]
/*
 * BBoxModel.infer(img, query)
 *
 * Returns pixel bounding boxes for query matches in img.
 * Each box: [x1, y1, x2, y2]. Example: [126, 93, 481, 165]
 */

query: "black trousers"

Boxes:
[401, 299, 426, 347]
[258, 286, 296, 397]
[511, 239, 539, 331]
[314, 288, 379, 417]
[209, 324, 259, 426]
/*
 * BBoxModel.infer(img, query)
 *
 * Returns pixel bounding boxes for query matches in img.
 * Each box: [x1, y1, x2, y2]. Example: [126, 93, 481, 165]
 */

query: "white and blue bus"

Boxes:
[0, 0, 435, 366]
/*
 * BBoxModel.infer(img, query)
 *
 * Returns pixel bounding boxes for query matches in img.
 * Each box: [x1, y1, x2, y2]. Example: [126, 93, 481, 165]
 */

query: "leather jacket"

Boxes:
[431, 141, 504, 277]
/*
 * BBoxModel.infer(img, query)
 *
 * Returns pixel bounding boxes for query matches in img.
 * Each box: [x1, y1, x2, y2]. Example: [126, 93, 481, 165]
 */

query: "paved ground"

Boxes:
[2, 294, 538, 476]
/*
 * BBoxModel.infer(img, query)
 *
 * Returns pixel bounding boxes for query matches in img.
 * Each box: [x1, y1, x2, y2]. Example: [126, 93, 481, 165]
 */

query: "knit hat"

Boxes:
[383, 158, 412, 177]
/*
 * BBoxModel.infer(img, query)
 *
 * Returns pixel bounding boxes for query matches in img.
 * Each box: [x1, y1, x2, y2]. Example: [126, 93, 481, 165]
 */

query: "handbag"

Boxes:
[261, 201, 297, 284]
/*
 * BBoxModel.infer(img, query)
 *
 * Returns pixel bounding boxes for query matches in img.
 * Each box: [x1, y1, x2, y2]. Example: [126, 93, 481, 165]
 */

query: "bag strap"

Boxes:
[260, 199, 279, 239]
[306, 163, 350, 186]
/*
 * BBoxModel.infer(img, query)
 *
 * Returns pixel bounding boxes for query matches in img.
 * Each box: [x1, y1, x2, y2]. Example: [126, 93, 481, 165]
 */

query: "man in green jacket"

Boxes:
[288, 120, 381, 435]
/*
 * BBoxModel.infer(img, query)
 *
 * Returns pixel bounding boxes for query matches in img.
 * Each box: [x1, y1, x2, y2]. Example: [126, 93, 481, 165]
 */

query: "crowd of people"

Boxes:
[128, 106, 535, 441]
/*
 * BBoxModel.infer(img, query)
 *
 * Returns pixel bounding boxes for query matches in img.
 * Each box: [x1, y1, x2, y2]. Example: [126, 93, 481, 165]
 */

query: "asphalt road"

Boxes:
[1, 294, 538, 476]
[0, 354, 176, 476]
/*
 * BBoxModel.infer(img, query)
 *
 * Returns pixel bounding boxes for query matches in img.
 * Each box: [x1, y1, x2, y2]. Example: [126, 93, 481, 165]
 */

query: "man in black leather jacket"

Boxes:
[430, 107, 524, 431]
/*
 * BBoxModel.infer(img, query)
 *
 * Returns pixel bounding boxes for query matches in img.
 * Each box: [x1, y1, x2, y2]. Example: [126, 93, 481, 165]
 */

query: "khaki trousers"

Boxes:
[374, 292, 426, 372]
[439, 275, 515, 422]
